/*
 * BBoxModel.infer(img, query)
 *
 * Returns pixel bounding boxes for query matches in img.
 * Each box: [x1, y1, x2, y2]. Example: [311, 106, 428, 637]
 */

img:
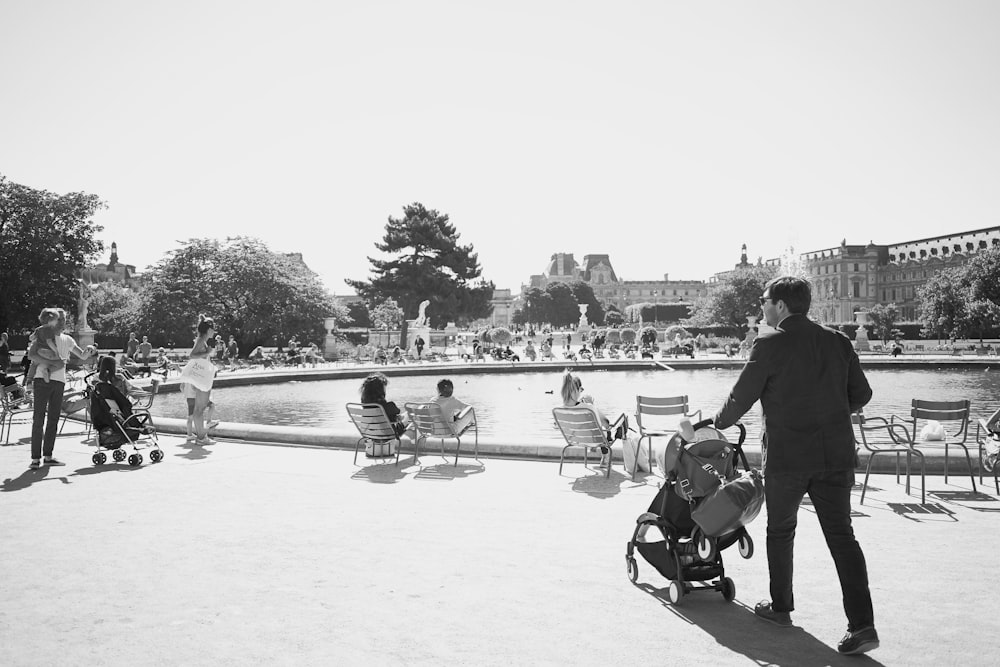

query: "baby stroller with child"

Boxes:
[625, 419, 763, 605]
[89, 361, 163, 467]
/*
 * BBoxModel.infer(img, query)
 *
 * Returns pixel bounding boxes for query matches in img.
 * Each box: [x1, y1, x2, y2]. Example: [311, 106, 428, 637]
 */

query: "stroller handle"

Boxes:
[691, 418, 746, 446]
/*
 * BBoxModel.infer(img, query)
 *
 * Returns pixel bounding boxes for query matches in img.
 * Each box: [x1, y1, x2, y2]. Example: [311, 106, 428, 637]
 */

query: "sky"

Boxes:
[3, 0, 999, 296]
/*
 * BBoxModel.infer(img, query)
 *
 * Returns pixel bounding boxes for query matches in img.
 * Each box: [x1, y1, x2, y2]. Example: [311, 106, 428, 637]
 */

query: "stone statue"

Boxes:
[578, 304, 589, 328]
[77, 280, 93, 331]
[414, 300, 430, 327]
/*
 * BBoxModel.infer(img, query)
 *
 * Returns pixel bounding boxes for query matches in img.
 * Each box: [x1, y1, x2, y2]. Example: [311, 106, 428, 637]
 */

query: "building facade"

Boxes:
[525, 252, 707, 310]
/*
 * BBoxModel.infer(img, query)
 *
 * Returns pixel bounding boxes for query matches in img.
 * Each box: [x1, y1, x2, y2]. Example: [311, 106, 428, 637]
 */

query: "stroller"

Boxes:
[89, 378, 163, 466]
[625, 420, 762, 604]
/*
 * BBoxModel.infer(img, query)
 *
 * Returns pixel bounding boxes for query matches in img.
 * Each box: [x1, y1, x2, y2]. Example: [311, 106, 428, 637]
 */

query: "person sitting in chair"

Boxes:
[524, 340, 537, 361]
[360, 373, 407, 437]
[430, 378, 475, 433]
[559, 370, 626, 468]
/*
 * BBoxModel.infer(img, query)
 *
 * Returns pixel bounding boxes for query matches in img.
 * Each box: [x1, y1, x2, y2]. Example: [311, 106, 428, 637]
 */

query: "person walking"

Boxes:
[27, 308, 96, 468]
[180, 315, 219, 445]
[712, 276, 878, 656]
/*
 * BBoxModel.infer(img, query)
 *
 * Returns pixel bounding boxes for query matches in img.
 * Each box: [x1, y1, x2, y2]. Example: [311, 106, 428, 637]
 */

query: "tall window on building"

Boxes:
[853, 282, 861, 298]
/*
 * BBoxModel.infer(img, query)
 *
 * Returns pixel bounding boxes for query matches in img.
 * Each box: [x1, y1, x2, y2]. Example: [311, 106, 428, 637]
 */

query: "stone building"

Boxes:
[80, 242, 142, 286]
[525, 252, 707, 310]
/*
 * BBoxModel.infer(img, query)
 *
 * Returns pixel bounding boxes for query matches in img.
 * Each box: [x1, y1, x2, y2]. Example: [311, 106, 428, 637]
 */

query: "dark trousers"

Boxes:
[31, 379, 64, 460]
[765, 469, 874, 631]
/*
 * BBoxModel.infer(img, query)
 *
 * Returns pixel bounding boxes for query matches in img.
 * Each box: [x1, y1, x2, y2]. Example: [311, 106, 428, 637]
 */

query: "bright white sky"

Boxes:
[3, 1, 999, 296]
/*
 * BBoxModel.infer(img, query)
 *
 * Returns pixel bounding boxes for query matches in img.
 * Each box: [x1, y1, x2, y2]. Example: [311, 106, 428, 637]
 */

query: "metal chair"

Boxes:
[975, 418, 1000, 494]
[346, 402, 405, 465]
[633, 395, 701, 481]
[852, 411, 924, 504]
[552, 406, 616, 478]
[1, 384, 34, 445]
[404, 402, 478, 466]
[907, 399, 976, 493]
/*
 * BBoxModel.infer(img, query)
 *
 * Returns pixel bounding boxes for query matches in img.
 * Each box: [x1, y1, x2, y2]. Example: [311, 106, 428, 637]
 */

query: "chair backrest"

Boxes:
[635, 395, 690, 431]
[405, 402, 455, 438]
[2, 383, 28, 409]
[346, 402, 398, 441]
[552, 407, 607, 448]
[911, 399, 969, 440]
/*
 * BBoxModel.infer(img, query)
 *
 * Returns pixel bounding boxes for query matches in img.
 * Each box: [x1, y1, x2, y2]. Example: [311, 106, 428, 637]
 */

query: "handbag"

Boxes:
[674, 439, 736, 502]
[365, 438, 396, 458]
[691, 470, 765, 537]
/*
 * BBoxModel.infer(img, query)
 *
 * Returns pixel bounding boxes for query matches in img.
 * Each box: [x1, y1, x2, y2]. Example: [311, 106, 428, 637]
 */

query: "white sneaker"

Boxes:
[206, 420, 220, 430]
[195, 437, 216, 446]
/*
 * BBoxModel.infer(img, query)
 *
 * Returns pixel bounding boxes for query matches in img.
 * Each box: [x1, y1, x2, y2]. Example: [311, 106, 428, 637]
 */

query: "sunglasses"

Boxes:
[758, 296, 772, 305]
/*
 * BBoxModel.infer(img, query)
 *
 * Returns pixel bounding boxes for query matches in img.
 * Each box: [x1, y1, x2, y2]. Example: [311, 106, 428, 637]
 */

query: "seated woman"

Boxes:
[578, 344, 593, 360]
[360, 373, 407, 437]
[524, 340, 537, 361]
[559, 370, 627, 468]
[503, 345, 520, 362]
[390, 345, 405, 364]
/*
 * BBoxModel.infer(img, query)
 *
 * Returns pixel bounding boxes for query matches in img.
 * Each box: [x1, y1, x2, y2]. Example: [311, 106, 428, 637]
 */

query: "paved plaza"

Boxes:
[1, 419, 998, 666]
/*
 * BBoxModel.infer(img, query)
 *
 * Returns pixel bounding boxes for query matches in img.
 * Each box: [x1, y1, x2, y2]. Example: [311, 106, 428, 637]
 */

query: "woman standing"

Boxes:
[0, 331, 11, 373]
[180, 315, 218, 445]
[27, 308, 95, 469]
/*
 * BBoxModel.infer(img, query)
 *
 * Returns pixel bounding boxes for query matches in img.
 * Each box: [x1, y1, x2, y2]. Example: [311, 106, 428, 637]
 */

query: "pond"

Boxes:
[150, 367, 1000, 443]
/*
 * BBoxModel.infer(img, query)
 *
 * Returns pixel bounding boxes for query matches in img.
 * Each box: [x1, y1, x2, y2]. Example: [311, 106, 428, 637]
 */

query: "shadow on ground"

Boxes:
[634, 583, 885, 667]
[413, 462, 485, 481]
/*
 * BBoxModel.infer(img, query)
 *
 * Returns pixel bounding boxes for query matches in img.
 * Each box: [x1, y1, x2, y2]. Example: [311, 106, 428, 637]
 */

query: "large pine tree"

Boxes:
[346, 203, 493, 328]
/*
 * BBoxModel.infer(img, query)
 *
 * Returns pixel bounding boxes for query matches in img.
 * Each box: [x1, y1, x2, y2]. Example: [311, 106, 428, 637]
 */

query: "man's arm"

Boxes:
[714, 340, 771, 429]
[846, 349, 873, 413]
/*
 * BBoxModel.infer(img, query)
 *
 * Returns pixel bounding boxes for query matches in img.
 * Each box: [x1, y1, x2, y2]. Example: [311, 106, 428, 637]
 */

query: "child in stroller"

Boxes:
[625, 420, 760, 605]
[89, 356, 163, 466]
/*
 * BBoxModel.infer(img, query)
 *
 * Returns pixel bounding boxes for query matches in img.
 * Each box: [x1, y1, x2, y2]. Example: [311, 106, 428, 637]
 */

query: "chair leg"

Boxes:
[354, 439, 362, 465]
[861, 454, 876, 505]
[958, 444, 976, 493]
[944, 443, 949, 485]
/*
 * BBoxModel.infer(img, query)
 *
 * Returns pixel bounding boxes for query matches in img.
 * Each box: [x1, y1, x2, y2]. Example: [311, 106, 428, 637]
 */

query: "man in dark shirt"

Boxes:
[714, 276, 878, 656]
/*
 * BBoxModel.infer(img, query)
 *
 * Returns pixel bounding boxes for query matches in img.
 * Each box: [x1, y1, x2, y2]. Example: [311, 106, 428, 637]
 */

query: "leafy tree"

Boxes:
[345, 301, 372, 328]
[545, 282, 581, 327]
[370, 298, 404, 330]
[605, 309, 624, 327]
[685, 265, 777, 337]
[138, 237, 341, 350]
[665, 325, 690, 341]
[867, 303, 900, 344]
[490, 327, 512, 346]
[605, 328, 621, 345]
[0, 175, 105, 331]
[345, 203, 494, 328]
[88, 280, 140, 337]
[520, 287, 553, 326]
[917, 268, 965, 340]
[620, 327, 637, 345]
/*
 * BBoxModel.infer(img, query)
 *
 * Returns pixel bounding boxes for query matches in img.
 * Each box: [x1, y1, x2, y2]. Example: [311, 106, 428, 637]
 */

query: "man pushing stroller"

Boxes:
[712, 276, 878, 656]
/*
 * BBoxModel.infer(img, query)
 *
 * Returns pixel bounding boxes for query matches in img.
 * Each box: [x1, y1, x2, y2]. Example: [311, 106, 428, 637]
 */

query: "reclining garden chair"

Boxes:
[346, 402, 407, 465]
[552, 406, 622, 478]
[404, 402, 478, 466]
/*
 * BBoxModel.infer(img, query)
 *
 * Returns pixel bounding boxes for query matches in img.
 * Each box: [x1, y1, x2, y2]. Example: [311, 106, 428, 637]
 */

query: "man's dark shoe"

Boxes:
[838, 626, 879, 655]
[754, 601, 792, 628]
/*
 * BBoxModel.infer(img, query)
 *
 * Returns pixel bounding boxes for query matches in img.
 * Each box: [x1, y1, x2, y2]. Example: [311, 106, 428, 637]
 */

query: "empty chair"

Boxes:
[1, 384, 33, 445]
[908, 399, 976, 493]
[404, 402, 479, 466]
[346, 402, 406, 465]
[853, 411, 924, 504]
[633, 395, 701, 481]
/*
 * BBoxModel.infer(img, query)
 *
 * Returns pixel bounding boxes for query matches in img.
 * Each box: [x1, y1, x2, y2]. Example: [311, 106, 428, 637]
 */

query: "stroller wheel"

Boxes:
[128, 454, 142, 467]
[720, 576, 736, 602]
[626, 557, 639, 584]
[149, 449, 163, 463]
[92, 453, 105, 466]
[696, 533, 716, 562]
[738, 533, 754, 560]
[668, 580, 684, 605]
[113, 449, 127, 462]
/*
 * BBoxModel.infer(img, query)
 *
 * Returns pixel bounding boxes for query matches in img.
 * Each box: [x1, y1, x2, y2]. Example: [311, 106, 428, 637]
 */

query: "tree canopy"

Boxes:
[517, 280, 601, 328]
[345, 203, 494, 328]
[138, 237, 341, 350]
[866, 303, 899, 343]
[918, 247, 1000, 341]
[685, 265, 777, 336]
[0, 175, 105, 332]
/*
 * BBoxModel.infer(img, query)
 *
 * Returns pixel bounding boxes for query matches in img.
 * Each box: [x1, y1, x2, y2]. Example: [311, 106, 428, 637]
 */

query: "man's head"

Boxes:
[436, 378, 454, 397]
[760, 276, 811, 327]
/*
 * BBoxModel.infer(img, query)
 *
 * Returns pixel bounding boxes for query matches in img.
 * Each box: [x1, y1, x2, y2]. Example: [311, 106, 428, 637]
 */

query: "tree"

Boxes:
[685, 265, 777, 337]
[87, 280, 141, 337]
[605, 308, 624, 327]
[520, 287, 553, 326]
[345, 301, 371, 328]
[490, 327, 513, 346]
[370, 298, 404, 330]
[867, 303, 899, 344]
[138, 237, 341, 350]
[917, 248, 1000, 342]
[345, 202, 494, 328]
[917, 268, 965, 340]
[545, 282, 581, 327]
[568, 281, 604, 326]
[0, 175, 105, 331]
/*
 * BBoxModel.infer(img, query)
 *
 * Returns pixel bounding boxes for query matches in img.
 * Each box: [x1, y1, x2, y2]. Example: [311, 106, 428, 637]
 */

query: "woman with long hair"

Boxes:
[559, 370, 625, 468]
[360, 373, 406, 436]
[180, 315, 219, 445]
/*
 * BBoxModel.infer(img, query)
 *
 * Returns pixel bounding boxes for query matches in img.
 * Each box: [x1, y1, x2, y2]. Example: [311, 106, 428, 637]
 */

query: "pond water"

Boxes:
[151, 367, 1000, 444]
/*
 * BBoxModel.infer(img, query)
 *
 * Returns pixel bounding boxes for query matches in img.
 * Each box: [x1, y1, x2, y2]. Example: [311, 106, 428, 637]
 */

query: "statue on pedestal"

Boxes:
[414, 300, 430, 327]
[577, 304, 589, 328]
[77, 279, 94, 332]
